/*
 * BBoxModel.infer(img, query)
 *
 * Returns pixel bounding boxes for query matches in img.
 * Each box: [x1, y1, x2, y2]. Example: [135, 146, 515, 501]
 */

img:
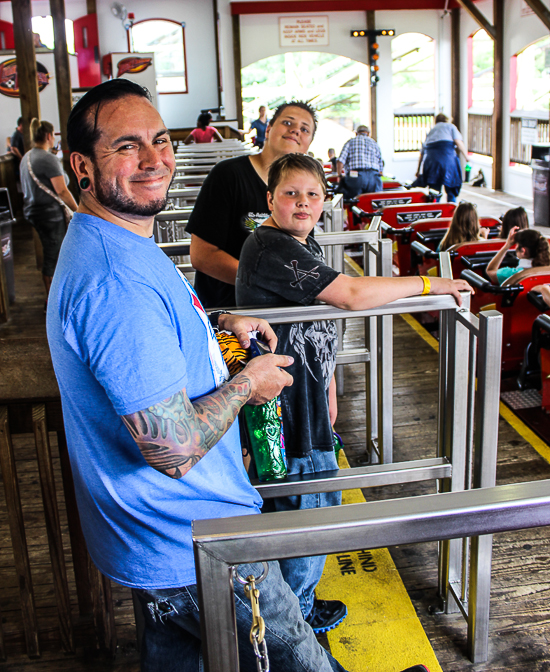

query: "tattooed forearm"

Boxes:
[122, 375, 253, 479]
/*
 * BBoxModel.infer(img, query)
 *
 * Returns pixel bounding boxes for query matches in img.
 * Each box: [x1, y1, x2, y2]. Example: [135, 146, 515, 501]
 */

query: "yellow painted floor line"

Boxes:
[402, 312, 550, 467]
[316, 451, 442, 672]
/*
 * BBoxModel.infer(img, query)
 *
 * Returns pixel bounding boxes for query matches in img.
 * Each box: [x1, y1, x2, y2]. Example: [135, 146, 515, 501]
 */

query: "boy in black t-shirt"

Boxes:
[236, 153, 473, 634]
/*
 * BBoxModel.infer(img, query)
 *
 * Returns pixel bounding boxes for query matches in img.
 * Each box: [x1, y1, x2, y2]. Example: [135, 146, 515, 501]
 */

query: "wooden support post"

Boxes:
[0, 600, 5, 662]
[523, 0, 550, 32]
[451, 8, 461, 131]
[0, 407, 40, 658]
[11, 0, 40, 153]
[56, 428, 93, 616]
[492, 0, 503, 191]
[88, 556, 117, 657]
[212, 0, 224, 114]
[50, 0, 75, 191]
[232, 14, 243, 130]
[0, 243, 10, 324]
[366, 10, 376, 141]
[33, 404, 75, 654]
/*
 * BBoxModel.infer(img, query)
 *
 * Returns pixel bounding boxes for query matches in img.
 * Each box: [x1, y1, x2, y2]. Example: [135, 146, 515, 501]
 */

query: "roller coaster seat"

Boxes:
[382, 179, 404, 190]
[462, 266, 550, 371]
[356, 189, 430, 214]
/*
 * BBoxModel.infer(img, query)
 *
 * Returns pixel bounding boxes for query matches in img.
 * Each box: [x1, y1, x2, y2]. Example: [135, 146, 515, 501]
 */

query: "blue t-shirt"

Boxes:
[250, 118, 268, 143]
[496, 265, 522, 284]
[47, 213, 262, 589]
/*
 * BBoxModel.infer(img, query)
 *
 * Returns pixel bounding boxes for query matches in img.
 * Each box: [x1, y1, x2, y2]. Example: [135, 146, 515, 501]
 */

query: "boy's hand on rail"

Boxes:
[219, 313, 278, 352]
[429, 278, 474, 307]
[238, 354, 294, 405]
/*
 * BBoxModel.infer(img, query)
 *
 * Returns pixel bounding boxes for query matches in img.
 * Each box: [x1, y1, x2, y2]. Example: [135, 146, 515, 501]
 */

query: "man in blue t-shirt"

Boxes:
[46, 79, 351, 672]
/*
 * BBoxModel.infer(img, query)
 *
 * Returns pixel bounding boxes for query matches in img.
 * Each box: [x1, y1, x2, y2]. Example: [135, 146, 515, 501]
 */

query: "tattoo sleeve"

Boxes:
[122, 375, 252, 479]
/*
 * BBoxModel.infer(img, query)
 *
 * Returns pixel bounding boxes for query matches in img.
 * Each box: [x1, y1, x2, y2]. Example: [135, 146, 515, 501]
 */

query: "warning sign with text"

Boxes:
[279, 16, 329, 47]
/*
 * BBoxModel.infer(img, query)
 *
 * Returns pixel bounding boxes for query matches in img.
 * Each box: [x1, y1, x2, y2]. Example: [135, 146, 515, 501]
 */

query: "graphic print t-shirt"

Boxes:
[186, 155, 269, 309]
[236, 227, 340, 457]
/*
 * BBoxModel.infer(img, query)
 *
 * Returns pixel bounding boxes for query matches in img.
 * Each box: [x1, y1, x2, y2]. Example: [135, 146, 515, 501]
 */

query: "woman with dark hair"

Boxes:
[438, 202, 489, 252]
[20, 118, 77, 308]
[184, 112, 224, 144]
[413, 113, 469, 202]
[486, 227, 550, 284]
[500, 206, 529, 239]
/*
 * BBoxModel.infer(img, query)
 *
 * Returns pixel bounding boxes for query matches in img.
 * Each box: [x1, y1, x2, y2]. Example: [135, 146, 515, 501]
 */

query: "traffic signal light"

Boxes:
[369, 38, 380, 85]
[349, 29, 395, 87]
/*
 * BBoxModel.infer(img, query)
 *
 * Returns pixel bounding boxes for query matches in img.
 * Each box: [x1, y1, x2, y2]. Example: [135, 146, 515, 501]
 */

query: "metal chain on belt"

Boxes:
[235, 563, 270, 672]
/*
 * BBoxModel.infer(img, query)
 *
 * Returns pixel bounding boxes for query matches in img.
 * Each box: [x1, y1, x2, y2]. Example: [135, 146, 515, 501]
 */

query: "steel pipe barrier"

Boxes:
[221, 281, 502, 663]
[193, 479, 550, 672]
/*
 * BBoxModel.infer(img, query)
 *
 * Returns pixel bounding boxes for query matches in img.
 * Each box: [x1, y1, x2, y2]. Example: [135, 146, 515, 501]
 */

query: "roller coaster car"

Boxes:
[357, 189, 436, 214]
[344, 188, 439, 230]
[461, 267, 550, 372]
[411, 221, 504, 280]
[382, 179, 404, 190]
[517, 297, 550, 395]
[377, 203, 456, 275]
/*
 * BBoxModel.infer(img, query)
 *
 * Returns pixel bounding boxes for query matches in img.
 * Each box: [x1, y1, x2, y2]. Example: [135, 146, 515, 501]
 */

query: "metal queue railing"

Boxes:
[190, 252, 510, 669]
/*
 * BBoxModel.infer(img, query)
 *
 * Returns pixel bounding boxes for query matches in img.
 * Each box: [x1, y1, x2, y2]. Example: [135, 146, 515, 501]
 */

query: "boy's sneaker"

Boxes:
[305, 599, 347, 633]
[399, 667, 431, 672]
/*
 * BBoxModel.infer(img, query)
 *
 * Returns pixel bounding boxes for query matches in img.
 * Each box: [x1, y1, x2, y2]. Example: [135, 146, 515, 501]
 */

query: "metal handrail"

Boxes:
[193, 479, 549, 672]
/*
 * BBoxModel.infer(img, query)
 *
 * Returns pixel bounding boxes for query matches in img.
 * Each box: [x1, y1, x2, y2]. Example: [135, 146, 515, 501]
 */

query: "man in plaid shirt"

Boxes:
[336, 124, 384, 198]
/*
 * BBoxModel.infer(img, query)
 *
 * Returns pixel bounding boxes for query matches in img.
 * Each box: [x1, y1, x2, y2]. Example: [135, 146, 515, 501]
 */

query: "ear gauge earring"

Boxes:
[79, 177, 91, 190]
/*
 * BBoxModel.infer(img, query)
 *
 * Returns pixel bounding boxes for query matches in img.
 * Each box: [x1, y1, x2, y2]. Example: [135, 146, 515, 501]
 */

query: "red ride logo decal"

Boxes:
[0, 59, 50, 98]
[116, 57, 153, 77]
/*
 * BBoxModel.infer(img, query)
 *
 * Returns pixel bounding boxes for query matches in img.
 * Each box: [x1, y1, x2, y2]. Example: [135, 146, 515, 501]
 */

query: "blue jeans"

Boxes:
[261, 450, 342, 618]
[338, 168, 383, 199]
[134, 561, 347, 672]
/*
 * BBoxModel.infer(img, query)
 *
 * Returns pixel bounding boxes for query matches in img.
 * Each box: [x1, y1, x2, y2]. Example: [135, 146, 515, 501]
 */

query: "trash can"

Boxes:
[532, 144, 550, 228]
[0, 188, 16, 303]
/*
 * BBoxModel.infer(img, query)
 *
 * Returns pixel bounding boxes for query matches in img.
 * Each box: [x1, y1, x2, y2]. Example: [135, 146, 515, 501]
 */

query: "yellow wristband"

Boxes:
[421, 276, 431, 295]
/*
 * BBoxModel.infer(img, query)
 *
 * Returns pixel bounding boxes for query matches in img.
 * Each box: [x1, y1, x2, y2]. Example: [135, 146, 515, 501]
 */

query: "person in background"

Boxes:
[20, 118, 77, 308]
[438, 202, 489, 252]
[184, 112, 224, 144]
[249, 105, 268, 148]
[413, 113, 468, 202]
[499, 206, 529, 239]
[328, 148, 337, 172]
[8, 116, 25, 182]
[9, 117, 24, 161]
[486, 227, 550, 284]
[336, 125, 384, 198]
[187, 101, 317, 309]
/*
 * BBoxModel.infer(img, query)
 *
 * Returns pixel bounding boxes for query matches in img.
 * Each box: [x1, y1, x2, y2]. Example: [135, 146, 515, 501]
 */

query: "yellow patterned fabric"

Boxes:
[216, 331, 249, 377]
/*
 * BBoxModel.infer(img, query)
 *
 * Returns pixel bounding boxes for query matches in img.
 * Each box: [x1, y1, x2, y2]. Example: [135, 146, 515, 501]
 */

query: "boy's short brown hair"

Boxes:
[267, 153, 328, 196]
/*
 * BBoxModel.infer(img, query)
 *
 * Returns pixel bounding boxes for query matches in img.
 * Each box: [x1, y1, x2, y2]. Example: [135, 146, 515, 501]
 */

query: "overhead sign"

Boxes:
[0, 58, 50, 98]
[521, 118, 538, 145]
[279, 16, 329, 47]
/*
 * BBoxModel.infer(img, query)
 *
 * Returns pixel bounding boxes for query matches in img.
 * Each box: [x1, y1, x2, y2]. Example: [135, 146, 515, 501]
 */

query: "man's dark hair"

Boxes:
[67, 79, 152, 156]
[17, 117, 23, 127]
[267, 152, 327, 196]
[269, 101, 318, 136]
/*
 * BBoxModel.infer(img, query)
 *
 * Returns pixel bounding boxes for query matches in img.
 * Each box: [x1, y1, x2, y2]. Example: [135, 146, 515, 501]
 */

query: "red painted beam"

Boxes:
[231, 1, 463, 15]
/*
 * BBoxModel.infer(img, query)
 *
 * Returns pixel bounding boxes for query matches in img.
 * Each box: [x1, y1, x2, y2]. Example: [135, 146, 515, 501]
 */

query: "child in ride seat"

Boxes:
[438, 202, 489, 252]
[499, 206, 529, 239]
[486, 227, 550, 284]
[235, 153, 472, 634]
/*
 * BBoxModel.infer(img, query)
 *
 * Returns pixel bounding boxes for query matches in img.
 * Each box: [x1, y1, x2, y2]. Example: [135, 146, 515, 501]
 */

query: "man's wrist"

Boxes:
[208, 310, 231, 331]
